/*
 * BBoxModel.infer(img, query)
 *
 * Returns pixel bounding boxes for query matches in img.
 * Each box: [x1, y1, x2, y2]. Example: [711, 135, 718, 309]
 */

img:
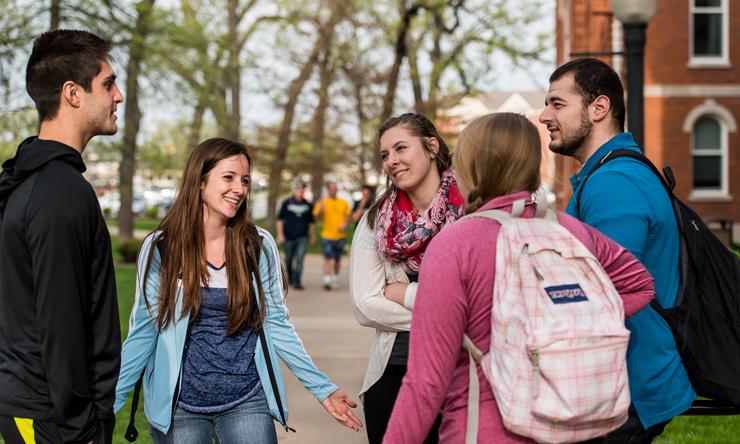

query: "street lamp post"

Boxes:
[611, 0, 659, 149]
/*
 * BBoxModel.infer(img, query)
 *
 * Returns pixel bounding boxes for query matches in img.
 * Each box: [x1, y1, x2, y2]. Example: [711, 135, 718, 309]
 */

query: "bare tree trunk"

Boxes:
[264, 42, 321, 228]
[49, 0, 61, 30]
[353, 81, 368, 185]
[187, 99, 206, 151]
[309, 39, 336, 204]
[425, 10, 445, 121]
[377, 0, 422, 172]
[406, 32, 425, 115]
[118, 0, 155, 242]
[265, 4, 347, 228]
[225, 0, 241, 140]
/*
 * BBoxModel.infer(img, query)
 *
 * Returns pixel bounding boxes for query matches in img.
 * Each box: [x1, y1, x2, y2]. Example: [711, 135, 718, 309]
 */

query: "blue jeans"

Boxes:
[283, 236, 308, 286]
[321, 238, 345, 261]
[151, 389, 277, 444]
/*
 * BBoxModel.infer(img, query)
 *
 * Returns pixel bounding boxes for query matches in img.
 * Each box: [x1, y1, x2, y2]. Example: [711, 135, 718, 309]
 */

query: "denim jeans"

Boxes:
[150, 389, 277, 444]
[321, 238, 345, 261]
[284, 236, 308, 286]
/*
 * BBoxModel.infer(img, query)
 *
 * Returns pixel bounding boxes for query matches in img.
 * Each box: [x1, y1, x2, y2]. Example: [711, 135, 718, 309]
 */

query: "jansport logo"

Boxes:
[544, 283, 588, 304]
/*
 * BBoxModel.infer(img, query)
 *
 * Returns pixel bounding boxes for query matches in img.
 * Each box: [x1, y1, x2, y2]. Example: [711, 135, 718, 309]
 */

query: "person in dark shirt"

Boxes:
[0, 30, 123, 444]
[277, 181, 315, 290]
[351, 184, 375, 223]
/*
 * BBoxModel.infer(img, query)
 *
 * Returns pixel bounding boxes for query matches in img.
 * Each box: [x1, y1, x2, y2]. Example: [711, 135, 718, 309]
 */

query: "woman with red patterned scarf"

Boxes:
[349, 113, 465, 444]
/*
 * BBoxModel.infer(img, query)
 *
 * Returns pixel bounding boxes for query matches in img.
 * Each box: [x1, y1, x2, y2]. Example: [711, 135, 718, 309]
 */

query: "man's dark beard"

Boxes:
[549, 110, 593, 157]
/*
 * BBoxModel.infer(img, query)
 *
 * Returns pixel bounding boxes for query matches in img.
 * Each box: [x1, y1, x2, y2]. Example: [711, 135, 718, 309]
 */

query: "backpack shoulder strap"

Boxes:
[575, 149, 675, 218]
[125, 239, 165, 442]
[254, 230, 294, 432]
[575, 149, 686, 317]
[462, 209, 512, 223]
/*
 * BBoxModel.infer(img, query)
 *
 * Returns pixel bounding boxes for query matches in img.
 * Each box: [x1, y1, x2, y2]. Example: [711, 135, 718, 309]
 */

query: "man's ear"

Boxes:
[61, 81, 82, 108]
[590, 95, 611, 124]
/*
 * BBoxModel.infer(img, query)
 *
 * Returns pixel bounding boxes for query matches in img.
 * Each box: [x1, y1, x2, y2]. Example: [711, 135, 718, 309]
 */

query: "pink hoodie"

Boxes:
[383, 191, 655, 444]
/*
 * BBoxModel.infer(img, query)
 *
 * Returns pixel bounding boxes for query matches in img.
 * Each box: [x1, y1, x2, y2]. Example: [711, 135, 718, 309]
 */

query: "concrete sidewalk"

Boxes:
[274, 254, 373, 443]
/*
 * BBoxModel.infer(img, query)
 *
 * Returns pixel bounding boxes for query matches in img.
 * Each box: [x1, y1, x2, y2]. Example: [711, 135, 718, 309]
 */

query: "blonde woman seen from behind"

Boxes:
[383, 113, 655, 443]
[349, 113, 465, 444]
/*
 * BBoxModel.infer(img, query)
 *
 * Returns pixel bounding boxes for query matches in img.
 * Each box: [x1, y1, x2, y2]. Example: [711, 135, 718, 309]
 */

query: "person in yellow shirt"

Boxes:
[313, 180, 352, 290]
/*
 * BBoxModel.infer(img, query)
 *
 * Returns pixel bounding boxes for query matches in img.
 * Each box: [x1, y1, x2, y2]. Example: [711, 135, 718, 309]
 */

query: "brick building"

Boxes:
[555, 0, 739, 233]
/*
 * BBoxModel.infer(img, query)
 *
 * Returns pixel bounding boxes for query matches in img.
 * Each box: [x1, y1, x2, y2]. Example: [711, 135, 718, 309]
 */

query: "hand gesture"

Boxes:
[320, 389, 363, 431]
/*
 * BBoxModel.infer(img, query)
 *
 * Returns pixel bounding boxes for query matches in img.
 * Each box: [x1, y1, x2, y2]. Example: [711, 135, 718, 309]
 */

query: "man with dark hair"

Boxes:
[539, 58, 695, 443]
[0, 30, 123, 444]
[277, 181, 315, 290]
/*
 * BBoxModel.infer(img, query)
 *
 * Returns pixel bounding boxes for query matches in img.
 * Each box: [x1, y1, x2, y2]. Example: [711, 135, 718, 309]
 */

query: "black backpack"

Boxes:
[577, 149, 740, 407]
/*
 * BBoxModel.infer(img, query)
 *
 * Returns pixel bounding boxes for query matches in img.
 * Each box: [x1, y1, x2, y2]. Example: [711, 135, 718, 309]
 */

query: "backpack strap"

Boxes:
[258, 323, 294, 432]
[125, 239, 165, 442]
[575, 149, 675, 218]
[574, 149, 684, 314]
[511, 198, 526, 217]
[124, 375, 144, 442]
[465, 344, 481, 444]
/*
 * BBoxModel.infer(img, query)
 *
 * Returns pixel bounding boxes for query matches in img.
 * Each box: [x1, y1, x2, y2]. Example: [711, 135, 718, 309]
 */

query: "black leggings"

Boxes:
[363, 363, 442, 444]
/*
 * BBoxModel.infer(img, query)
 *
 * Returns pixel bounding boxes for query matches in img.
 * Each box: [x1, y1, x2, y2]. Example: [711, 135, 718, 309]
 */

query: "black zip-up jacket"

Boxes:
[0, 137, 121, 443]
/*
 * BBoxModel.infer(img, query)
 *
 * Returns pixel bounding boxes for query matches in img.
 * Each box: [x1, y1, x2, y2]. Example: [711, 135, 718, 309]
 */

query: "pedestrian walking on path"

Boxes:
[313, 180, 351, 291]
[277, 181, 315, 290]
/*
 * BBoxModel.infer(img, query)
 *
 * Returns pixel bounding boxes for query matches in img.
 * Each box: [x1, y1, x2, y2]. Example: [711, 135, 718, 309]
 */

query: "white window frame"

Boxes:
[690, 115, 728, 198]
[689, 0, 730, 68]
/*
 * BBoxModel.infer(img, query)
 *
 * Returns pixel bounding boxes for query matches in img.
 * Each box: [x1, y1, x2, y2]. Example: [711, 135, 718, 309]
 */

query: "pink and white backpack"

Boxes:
[463, 197, 630, 444]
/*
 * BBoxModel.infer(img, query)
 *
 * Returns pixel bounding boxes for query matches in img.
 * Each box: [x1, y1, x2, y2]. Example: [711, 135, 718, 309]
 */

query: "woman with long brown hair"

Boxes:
[349, 113, 465, 443]
[114, 138, 361, 443]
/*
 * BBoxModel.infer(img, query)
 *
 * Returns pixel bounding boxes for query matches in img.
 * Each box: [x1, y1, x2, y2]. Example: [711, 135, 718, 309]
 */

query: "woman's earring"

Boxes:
[430, 155, 436, 160]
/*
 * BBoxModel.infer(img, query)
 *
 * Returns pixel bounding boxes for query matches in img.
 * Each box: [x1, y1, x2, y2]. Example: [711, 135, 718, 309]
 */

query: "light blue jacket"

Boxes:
[114, 227, 338, 434]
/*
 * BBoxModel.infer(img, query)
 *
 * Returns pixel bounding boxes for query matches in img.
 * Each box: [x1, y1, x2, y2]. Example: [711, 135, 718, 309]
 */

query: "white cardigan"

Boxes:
[349, 213, 418, 398]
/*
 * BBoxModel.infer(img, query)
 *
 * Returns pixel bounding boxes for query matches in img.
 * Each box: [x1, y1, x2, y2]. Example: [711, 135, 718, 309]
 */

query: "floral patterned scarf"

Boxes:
[375, 169, 465, 274]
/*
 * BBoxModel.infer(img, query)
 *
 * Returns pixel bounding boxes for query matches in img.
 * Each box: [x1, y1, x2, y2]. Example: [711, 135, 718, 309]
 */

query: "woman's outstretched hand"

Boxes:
[321, 389, 363, 431]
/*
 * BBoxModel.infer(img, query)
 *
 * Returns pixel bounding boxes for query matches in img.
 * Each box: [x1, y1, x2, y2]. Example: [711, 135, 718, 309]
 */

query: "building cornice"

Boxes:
[645, 84, 740, 98]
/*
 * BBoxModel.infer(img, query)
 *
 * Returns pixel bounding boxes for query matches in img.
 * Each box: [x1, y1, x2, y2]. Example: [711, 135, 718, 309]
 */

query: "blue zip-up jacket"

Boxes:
[566, 132, 696, 427]
[114, 227, 338, 434]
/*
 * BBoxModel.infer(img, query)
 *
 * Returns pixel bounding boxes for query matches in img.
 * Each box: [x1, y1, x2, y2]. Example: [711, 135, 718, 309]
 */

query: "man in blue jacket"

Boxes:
[539, 58, 695, 443]
[0, 30, 123, 444]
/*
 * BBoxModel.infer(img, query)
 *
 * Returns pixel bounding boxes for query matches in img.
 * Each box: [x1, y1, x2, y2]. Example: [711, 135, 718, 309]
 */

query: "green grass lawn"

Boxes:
[106, 218, 162, 233]
[656, 414, 740, 443]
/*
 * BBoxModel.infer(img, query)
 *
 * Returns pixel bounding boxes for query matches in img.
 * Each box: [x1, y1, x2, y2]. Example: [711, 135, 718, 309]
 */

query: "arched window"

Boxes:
[692, 116, 727, 194]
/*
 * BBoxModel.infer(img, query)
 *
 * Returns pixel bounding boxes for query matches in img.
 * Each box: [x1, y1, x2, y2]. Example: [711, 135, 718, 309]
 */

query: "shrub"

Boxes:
[145, 207, 159, 219]
[117, 238, 143, 264]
